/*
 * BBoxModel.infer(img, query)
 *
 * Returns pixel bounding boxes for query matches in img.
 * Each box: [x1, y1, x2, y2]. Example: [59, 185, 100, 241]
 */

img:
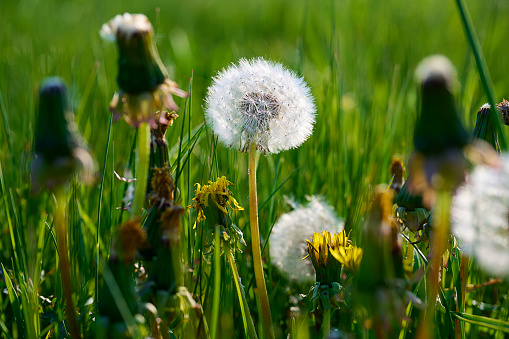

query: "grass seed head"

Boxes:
[205, 57, 316, 154]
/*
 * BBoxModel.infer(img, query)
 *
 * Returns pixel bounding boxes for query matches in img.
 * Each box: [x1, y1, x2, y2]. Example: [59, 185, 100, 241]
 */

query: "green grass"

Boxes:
[1, 0, 509, 338]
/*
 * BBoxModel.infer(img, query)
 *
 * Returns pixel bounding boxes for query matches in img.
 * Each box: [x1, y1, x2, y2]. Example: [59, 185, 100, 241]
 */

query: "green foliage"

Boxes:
[1, 0, 509, 338]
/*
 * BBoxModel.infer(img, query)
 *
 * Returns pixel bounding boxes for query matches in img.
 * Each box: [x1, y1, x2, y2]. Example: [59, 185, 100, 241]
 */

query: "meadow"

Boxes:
[1, 0, 509, 338]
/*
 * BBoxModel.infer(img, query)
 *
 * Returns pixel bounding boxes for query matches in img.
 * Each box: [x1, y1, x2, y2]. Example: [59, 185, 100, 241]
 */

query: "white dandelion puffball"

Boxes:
[205, 58, 316, 154]
[270, 196, 344, 284]
[451, 156, 509, 278]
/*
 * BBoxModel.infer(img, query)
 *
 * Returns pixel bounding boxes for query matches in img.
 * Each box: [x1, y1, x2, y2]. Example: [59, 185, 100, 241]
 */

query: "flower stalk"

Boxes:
[132, 122, 150, 217]
[55, 188, 81, 339]
[227, 249, 258, 339]
[248, 144, 274, 339]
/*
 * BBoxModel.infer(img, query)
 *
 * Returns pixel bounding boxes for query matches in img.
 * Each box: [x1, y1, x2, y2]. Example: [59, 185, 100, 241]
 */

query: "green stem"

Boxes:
[248, 145, 275, 339]
[132, 122, 150, 218]
[417, 189, 451, 339]
[56, 189, 80, 339]
[211, 224, 221, 339]
[455, 0, 507, 150]
[227, 249, 258, 339]
[322, 308, 331, 339]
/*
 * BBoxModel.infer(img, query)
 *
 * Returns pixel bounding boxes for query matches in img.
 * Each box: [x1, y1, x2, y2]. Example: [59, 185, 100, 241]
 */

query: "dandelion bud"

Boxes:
[413, 55, 469, 156]
[393, 180, 428, 233]
[409, 56, 471, 199]
[31, 77, 94, 191]
[101, 13, 187, 127]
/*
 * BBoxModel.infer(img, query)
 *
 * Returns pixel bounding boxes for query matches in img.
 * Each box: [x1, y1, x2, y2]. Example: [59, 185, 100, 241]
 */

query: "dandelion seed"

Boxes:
[270, 197, 343, 284]
[451, 156, 509, 278]
[205, 58, 316, 154]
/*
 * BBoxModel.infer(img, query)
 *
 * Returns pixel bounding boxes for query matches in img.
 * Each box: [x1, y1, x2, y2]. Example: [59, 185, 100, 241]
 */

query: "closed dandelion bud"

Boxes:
[31, 77, 94, 191]
[101, 13, 187, 127]
[413, 55, 469, 155]
[472, 103, 500, 152]
[409, 55, 471, 199]
[393, 180, 428, 233]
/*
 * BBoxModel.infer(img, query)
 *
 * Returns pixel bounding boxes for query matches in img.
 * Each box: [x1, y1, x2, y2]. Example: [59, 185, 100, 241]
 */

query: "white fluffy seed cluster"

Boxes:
[270, 196, 343, 284]
[205, 58, 316, 154]
[451, 156, 509, 278]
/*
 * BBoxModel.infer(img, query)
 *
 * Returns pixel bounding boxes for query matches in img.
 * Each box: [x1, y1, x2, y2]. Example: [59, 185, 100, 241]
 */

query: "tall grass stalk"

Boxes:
[248, 144, 274, 339]
[455, 0, 507, 150]
[210, 224, 221, 339]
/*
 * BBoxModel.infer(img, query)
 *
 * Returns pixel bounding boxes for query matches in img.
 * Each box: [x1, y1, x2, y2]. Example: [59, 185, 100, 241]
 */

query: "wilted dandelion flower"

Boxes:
[451, 156, 509, 278]
[205, 58, 316, 153]
[270, 197, 343, 284]
[189, 176, 244, 224]
[101, 13, 187, 127]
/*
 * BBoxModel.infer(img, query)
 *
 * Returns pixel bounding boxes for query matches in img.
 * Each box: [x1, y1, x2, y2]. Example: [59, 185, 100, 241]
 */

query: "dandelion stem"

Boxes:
[55, 188, 80, 339]
[455, 253, 469, 338]
[211, 224, 221, 339]
[227, 248, 259, 339]
[248, 145, 275, 339]
[322, 308, 331, 339]
[417, 189, 451, 339]
[132, 122, 150, 218]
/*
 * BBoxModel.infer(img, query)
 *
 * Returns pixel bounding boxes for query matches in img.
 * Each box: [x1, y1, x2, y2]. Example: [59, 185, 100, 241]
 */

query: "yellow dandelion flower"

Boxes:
[189, 176, 244, 225]
[329, 245, 363, 273]
[305, 230, 351, 284]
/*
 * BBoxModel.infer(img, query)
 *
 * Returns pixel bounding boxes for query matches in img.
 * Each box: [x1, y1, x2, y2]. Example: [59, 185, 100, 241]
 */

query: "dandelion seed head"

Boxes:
[452, 156, 509, 278]
[269, 196, 343, 284]
[205, 58, 316, 154]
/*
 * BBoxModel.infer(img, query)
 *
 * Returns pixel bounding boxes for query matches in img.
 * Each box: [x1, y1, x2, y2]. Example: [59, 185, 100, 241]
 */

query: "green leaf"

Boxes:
[451, 312, 509, 334]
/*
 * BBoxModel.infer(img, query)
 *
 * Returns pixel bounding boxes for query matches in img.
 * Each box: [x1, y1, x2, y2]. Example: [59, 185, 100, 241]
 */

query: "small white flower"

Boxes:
[270, 196, 343, 284]
[451, 156, 509, 278]
[205, 58, 316, 154]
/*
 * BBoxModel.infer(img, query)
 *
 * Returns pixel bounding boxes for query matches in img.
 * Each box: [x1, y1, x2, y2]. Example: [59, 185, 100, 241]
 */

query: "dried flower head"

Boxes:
[497, 99, 509, 126]
[270, 197, 343, 284]
[31, 77, 94, 191]
[189, 176, 244, 225]
[101, 13, 187, 127]
[451, 156, 509, 278]
[205, 58, 316, 153]
[117, 219, 147, 262]
[390, 156, 405, 193]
